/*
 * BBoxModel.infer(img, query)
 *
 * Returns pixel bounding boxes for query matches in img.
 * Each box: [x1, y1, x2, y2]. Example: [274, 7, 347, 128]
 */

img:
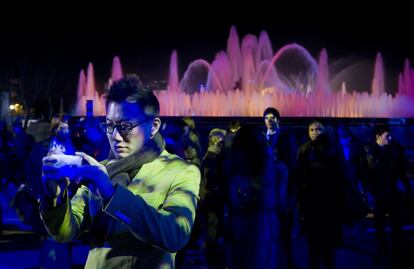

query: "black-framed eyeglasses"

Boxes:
[100, 118, 152, 135]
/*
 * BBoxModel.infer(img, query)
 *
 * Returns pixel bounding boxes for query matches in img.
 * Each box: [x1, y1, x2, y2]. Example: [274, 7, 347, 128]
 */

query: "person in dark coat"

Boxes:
[202, 128, 227, 269]
[262, 107, 297, 268]
[296, 120, 344, 269]
[9, 120, 35, 184]
[364, 124, 412, 268]
[225, 126, 283, 269]
[337, 124, 369, 224]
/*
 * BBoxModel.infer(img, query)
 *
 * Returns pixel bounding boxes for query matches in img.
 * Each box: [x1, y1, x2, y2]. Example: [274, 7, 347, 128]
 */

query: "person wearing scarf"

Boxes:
[39, 75, 201, 269]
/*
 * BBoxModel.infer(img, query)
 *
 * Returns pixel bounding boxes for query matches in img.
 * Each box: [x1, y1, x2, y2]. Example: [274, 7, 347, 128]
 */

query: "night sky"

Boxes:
[1, 4, 413, 100]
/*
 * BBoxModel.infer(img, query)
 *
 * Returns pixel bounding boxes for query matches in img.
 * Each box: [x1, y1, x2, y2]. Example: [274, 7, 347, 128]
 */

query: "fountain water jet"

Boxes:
[74, 28, 414, 118]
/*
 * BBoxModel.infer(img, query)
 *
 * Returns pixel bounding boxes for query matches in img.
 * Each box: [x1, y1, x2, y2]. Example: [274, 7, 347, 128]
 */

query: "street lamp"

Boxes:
[9, 103, 22, 111]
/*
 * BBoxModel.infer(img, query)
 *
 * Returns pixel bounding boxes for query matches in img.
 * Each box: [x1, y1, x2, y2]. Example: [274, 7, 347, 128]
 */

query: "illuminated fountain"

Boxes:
[74, 57, 123, 116]
[74, 27, 414, 118]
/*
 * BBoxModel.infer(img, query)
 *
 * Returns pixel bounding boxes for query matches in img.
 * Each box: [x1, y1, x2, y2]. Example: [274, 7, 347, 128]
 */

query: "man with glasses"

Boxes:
[40, 75, 200, 269]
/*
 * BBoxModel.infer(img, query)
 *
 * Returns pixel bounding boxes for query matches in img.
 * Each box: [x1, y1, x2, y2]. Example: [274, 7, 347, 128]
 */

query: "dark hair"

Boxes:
[228, 120, 241, 130]
[106, 74, 160, 117]
[263, 107, 280, 119]
[309, 120, 324, 128]
[374, 124, 390, 137]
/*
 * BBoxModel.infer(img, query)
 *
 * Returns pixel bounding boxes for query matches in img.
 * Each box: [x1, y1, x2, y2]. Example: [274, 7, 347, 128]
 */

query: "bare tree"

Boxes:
[14, 58, 56, 129]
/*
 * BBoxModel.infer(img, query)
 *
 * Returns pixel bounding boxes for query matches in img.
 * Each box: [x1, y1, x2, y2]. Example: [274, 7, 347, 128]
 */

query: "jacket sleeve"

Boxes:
[40, 185, 90, 242]
[103, 164, 201, 253]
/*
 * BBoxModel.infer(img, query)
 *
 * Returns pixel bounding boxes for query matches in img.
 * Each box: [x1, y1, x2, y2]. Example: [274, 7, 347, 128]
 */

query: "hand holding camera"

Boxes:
[41, 155, 80, 205]
[41, 152, 114, 205]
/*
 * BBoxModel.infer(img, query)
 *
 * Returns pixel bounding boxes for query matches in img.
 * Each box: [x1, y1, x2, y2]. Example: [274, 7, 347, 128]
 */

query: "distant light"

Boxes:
[9, 105, 15, 110]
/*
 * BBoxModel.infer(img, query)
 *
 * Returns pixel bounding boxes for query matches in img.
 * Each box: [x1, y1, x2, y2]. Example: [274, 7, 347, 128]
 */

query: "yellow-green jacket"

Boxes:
[41, 150, 200, 269]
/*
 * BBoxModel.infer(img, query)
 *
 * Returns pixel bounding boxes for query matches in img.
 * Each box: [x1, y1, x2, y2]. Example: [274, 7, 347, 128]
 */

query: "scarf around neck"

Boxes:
[105, 132, 165, 187]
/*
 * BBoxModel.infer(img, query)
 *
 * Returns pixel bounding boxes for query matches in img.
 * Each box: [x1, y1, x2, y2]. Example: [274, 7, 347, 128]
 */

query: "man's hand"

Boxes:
[42, 153, 114, 203]
[75, 152, 115, 201]
[41, 158, 73, 207]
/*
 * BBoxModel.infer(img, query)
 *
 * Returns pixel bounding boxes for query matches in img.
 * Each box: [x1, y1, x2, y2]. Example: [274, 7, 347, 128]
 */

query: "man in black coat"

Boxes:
[297, 120, 344, 269]
[262, 107, 297, 269]
[364, 124, 412, 267]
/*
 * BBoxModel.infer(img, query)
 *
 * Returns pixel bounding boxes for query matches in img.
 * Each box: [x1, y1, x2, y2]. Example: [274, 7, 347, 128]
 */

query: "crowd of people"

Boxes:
[0, 75, 413, 269]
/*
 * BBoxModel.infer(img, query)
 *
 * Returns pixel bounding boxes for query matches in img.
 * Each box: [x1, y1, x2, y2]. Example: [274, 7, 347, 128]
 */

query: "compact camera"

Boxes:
[42, 154, 83, 167]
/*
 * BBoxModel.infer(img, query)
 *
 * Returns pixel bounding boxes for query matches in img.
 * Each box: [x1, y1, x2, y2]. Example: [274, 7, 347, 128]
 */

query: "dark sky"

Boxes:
[1, 4, 413, 92]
